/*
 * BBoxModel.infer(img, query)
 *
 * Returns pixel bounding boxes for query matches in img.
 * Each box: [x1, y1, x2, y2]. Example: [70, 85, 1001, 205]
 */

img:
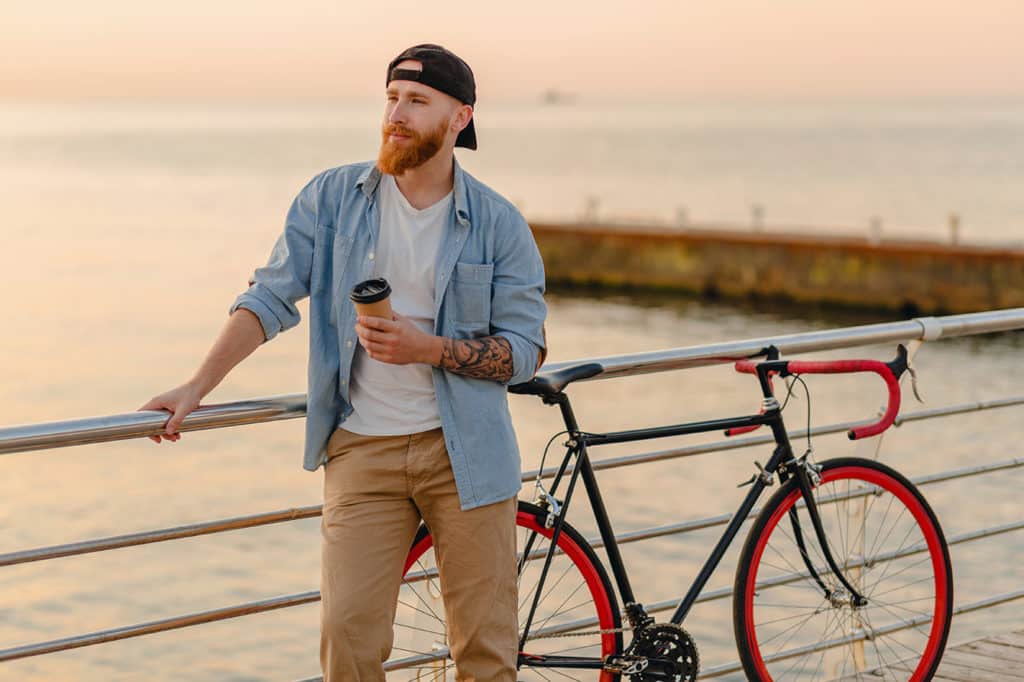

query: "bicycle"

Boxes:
[386, 344, 953, 681]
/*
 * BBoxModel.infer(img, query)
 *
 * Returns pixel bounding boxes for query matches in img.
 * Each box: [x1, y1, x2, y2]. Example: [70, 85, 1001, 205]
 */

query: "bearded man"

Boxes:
[138, 44, 547, 680]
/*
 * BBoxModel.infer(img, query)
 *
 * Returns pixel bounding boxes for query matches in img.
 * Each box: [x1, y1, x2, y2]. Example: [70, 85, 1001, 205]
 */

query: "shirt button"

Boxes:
[341, 379, 348, 385]
[368, 252, 375, 261]
[346, 340, 353, 348]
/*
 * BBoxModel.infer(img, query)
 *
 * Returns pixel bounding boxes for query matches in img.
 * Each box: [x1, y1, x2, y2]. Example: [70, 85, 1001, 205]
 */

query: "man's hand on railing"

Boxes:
[136, 308, 266, 444]
[137, 381, 205, 444]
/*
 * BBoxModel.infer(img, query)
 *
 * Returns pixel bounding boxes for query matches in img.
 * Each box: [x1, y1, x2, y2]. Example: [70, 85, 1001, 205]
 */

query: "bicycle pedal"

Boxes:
[603, 655, 649, 674]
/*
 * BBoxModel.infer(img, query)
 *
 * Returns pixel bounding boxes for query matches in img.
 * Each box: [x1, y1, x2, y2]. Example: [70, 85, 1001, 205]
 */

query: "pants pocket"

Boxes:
[325, 427, 364, 463]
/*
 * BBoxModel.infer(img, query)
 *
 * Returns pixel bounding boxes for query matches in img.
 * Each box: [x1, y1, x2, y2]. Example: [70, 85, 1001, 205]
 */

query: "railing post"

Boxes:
[751, 203, 764, 231]
[869, 216, 883, 245]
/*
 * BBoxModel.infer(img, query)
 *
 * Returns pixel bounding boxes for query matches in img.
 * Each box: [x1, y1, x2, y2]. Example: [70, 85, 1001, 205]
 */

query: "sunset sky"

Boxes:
[2, 1, 1023, 101]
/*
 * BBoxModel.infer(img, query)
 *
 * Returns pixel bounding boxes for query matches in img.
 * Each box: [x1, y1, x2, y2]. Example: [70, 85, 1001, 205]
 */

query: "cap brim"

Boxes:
[455, 118, 477, 150]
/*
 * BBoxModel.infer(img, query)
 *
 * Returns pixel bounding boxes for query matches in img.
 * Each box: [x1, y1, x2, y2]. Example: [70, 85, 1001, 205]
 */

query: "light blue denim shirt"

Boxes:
[229, 158, 547, 510]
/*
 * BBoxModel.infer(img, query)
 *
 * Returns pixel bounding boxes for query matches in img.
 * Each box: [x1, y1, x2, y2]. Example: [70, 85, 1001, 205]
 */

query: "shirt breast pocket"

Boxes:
[451, 261, 494, 328]
[311, 225, 353, 297]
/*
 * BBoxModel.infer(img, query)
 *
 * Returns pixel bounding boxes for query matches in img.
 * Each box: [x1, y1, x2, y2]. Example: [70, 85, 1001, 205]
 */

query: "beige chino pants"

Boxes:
[319, 426, 519, 681]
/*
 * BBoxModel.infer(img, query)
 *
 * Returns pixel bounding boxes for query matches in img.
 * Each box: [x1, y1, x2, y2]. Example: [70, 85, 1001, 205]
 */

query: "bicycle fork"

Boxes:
[787, 458, 868, 608]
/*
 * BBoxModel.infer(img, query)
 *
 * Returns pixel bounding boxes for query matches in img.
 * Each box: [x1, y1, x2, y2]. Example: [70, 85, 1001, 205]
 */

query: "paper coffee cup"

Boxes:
[350, 277, 393, 319]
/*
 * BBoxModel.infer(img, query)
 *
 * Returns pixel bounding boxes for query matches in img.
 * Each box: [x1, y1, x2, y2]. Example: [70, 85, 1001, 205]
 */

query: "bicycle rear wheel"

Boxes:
[388, 500, 623, 681]
[734, 457, 952, 681]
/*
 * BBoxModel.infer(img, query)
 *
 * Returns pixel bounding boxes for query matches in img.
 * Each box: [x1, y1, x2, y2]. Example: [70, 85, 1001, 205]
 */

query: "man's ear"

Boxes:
[452, 104, 473, 134]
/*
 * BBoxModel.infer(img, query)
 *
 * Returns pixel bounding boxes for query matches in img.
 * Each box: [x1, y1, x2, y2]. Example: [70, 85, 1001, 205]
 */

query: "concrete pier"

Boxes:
[530, 222, 1024, 314]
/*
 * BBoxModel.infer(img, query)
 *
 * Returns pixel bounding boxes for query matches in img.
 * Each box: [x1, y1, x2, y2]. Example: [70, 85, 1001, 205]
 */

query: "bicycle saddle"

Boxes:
[509, 362, 604, 398]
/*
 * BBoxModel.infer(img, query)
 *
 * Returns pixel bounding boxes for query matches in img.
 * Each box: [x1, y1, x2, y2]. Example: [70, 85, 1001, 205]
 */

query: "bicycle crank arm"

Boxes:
[518, 653, 605, 670]
[603, 654, 686, 676]
[603, 655, 649, 674]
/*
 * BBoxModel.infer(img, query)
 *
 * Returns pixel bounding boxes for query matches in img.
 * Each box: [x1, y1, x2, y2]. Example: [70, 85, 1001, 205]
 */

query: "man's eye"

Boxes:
[413, 99, 426, 104]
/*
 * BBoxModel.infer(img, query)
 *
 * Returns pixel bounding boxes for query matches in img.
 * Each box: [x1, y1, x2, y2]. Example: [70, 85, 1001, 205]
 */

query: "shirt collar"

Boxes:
[356, 157, 471, 227]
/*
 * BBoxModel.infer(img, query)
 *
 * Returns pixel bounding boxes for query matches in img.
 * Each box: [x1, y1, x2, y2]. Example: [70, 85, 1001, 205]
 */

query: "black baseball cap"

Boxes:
[386, 44, 477, 150]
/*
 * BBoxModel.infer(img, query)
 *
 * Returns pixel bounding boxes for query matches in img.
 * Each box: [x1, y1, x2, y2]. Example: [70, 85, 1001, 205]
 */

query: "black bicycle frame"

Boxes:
[518, 366, 864, 668]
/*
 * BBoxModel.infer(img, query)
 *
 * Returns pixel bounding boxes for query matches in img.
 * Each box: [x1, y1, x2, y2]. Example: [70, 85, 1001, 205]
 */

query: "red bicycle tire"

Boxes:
[734, 458, 953, 681]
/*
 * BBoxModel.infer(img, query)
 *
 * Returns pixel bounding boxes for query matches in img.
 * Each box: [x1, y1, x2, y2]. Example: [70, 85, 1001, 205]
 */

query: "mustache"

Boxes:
[383, 124, 417, 138]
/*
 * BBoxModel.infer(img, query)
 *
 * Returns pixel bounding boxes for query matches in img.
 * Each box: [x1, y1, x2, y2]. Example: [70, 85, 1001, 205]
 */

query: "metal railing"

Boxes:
[2, 307, 1023, 678]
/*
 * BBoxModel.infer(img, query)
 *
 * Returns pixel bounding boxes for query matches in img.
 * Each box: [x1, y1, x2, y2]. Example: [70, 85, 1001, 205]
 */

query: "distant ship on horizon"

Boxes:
[540, 89, 578, 105]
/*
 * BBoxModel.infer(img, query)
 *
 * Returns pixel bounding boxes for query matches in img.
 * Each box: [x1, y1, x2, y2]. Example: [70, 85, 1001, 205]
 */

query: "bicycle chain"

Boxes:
[530, 625, 633, 639]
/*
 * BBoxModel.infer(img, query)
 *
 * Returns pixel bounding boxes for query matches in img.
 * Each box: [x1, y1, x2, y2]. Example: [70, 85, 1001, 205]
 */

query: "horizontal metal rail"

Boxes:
[4, 476, 1022, 663]
[0, 591, 321, 662]
[0, 506, 321, 567]
[4, 396, 1022, 568]
[569, 308, 1024, 381]
[0, 394, 306, 455]
[2, 308, 1023, 456]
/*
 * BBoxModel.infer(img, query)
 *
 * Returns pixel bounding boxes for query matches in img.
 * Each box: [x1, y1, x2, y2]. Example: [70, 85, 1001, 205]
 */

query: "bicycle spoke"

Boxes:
[869, 573, 936, 600]
[869, 595, 934, 621]
[396, 597, 443, 624]
[525, 559, 578, 616]
[546, 666, 584, 681]
[862, 610, 897, 679]
[394, 620, 447, 638]
[534, 586, 592, 635]
[529, 667, 555, 682]
[809, 608, 843, 679]
[754, 604, 828, 630]
[865, 537, 929, 596]
[518, 540, 561, 613]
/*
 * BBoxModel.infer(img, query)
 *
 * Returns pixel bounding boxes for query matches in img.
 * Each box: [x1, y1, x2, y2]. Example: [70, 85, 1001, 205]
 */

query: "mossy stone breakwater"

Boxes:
[529, 222, 1024, 314]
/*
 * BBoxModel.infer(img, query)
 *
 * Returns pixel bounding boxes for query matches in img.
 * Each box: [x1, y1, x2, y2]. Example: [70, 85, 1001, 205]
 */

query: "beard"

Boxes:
[376, 119, 448, 175]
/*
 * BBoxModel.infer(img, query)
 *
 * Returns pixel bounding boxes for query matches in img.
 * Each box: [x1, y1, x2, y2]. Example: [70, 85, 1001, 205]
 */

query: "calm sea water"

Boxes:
[1, 99, 1023, 680]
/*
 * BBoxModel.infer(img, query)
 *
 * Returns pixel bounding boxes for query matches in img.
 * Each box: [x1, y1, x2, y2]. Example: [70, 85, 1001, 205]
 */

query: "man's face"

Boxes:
[377, 60, 465, 175]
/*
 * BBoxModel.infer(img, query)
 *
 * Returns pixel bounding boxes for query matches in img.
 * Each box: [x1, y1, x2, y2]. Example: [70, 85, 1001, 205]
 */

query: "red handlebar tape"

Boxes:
[732, 359, 901, 440]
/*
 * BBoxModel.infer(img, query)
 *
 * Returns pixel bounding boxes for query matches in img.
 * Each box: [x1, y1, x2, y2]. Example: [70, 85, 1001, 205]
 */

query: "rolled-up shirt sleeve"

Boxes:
[228, 175, 320, 342]
[490, 208, 548, 386]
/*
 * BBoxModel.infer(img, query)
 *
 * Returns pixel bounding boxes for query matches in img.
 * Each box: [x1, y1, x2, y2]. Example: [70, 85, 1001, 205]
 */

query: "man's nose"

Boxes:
[388, 103, 407, 125]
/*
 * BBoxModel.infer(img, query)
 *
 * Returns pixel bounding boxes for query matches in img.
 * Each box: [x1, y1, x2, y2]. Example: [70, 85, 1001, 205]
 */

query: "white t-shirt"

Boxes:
[342, 173, 452, 435]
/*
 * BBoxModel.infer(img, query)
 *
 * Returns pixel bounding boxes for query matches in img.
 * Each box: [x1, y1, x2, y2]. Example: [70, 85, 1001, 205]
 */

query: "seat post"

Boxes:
[551, 391, 581, 433]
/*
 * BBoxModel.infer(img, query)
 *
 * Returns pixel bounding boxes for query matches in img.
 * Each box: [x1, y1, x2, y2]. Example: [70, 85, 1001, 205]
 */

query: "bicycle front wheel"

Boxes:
[734, 457, 952, 681]
[389, 500, 623, 681]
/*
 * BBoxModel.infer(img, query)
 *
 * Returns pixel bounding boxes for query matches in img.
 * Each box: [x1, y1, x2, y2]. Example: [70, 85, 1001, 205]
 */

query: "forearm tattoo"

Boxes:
[439, 336, 514, 382]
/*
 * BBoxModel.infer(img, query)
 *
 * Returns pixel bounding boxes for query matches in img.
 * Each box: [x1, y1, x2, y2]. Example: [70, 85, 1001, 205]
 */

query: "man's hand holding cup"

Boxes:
[351, 277, 440, 365]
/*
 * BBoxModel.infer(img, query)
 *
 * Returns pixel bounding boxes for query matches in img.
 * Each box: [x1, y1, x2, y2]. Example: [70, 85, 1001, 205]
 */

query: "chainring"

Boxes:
[628, 623, 699, 681]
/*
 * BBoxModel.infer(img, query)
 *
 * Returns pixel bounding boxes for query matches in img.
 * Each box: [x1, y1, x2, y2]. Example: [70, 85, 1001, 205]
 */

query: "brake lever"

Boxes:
[906, 363, 924, 403]
[888, 343, 924, 404]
